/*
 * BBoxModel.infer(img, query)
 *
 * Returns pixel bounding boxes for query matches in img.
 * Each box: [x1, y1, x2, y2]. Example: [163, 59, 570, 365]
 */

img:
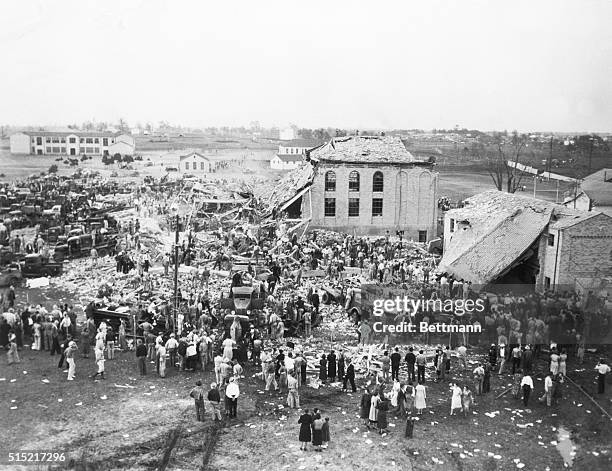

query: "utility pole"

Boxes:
[588, 135, 594, 174]
[173, 213, 180, 335]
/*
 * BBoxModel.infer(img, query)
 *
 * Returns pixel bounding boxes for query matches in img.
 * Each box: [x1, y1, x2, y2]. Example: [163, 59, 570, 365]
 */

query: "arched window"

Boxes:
[373, 171, 383, 192]
[325, 171, 336, 191]
[349, 170, 360, 192]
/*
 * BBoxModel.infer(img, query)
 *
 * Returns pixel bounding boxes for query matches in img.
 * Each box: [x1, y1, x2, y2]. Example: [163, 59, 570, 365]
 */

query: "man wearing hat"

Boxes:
[189, 380, 206, 421]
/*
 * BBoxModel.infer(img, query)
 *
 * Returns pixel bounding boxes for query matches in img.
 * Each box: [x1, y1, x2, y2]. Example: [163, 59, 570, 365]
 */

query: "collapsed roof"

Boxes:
[438, 190, 586, 286]
[253, 162, 315, 214]
[310, 135, 425, 164]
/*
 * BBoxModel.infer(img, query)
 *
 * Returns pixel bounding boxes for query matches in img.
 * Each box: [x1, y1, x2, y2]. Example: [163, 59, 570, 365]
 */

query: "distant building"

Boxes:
[10, 131, 135, 156]
[270, 154, 303, 170]
[563, 168, 612, 217]
[278, 139, 322, 156]
[440, 190, 612, 291]
[270, 139, 322, 170]
[269, 136, 438, 239]
[279, 127, 297, 141]
[178, 151, 212, 173]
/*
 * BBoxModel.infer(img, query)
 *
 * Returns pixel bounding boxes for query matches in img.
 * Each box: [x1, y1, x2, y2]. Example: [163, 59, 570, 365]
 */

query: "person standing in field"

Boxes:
[450, 383, 462, 415]
[7, 334, 20, 365]
[521, 372, 534, 407]
[208, 383, 222, 421]
[287, 373, 300, 409]
[414, 381, 427, 414]
[66, 341, 77, 381]
[190, 380, 206, 422]
[461, 385, 473, 417]
[298, 409, 312, 451]
[91, 344, 106, 380]
[595, 359, 610, 394]
[136, 338, 147, 375]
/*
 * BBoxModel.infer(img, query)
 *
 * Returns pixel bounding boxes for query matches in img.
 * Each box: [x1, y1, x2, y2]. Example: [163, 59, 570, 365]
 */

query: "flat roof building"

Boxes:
[10, 130, 135, 156]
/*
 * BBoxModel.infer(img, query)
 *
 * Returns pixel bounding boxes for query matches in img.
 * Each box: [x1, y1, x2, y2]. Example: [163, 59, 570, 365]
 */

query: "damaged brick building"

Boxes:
[266, 136, 438, 239]
[438, 190, 612, 293]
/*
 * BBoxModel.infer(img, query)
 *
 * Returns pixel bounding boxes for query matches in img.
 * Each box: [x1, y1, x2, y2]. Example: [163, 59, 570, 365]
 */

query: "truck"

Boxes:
[54, 233, 117, 262]
[20, 254, 63, 278]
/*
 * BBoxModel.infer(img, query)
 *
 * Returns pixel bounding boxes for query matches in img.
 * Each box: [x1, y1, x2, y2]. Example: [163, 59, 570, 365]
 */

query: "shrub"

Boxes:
[0, 173, 5, 178]
[81, 154, 88, 161]
[122, 155, 134, 163]
[48, 165, 58, 174]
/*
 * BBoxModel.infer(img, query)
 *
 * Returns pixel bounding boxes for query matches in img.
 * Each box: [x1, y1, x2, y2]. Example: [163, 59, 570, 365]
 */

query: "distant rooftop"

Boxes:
[581, 168, 612, 206]
[310, 135, 424, 164]
[17, 130, 124, 138]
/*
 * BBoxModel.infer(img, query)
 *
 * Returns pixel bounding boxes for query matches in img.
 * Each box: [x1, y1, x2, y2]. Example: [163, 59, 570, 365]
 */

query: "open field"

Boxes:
[0, 145, 574, 206]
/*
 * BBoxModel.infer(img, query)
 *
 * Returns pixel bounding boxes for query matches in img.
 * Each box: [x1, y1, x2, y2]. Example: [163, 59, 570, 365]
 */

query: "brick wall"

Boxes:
[537, 213, 612, 290]
[304, 162, 438, 239]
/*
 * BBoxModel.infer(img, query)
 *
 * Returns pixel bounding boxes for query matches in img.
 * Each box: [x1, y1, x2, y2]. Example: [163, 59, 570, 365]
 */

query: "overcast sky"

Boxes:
[1, 0, 611, 132]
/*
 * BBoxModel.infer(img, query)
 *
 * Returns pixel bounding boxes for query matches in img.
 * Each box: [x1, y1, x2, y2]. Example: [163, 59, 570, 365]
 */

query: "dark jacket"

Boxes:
[207, 388, 221, 403]
[136, 344, 147, 357]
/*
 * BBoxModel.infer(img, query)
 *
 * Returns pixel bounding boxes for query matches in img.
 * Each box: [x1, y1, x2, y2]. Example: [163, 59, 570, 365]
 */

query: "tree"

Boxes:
[486, 132, 528, 193]
[298, 128, 314, 139]
[313, 128, 331, 141]
[118, 118, 130, 133]
[122, 155, 134, 163]
[335, 129, 347, 137]
[82, 121, 95, 131]
[48, 164, 58, 174]
[113, 153, 122, 162]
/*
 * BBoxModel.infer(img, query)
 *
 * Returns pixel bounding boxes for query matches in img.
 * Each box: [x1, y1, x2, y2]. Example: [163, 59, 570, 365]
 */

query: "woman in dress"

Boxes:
[360, 389, 372, 427]
[298, 409, 312, 451]
[462, 385, 473, 417]
[319, 354, 327, 383]
[450, 383, 462, 415]
[414, 382, 427, 414]
[327, 351, 337, 382]
[312, 413, 324, 452]
[321, 417, 330, 448]
[369, 391, 381, 427]
[482, 363, 491, 394]
[222, 337, 235, 361]
[390, 380, 401, 409]
[337, 351, 345, 380]
[278, 364, 288, 392]
[549, 349, 560, 376]
[558, 349, 567, 378]
[405, 383, 415, 415]
[377, 399, 389, 434]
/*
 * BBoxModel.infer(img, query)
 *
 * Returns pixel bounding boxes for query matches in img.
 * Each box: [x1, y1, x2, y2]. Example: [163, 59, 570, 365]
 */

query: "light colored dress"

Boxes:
[550, 353, 559, 375]
[415, 384, 427, 411]
[222, 338, 234, 360]
[451, 385, 462, 410]
[558, 353, 567, 375]
[369, 394, 380, 422]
